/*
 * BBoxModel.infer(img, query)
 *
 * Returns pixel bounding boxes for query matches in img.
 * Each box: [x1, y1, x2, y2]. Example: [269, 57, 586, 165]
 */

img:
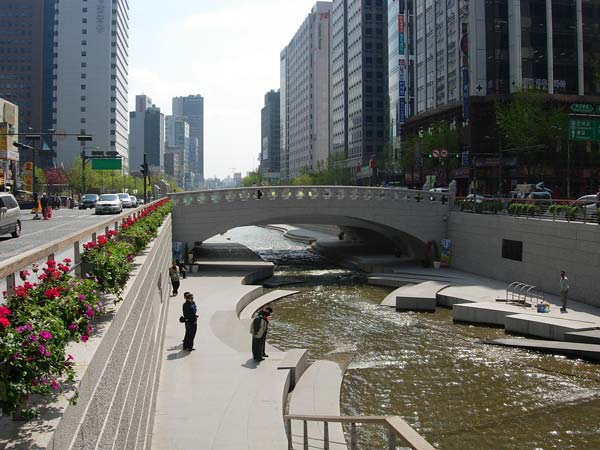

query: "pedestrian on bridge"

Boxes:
[182, 292, 198, 351]
[169, 261, 181, 296]
[559, 271, 570, 313]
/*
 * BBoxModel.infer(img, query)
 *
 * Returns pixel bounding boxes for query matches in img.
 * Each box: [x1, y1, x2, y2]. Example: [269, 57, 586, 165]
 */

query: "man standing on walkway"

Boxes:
[182, 292, 197, 351]
[250, 308, 271, 361]
[260, 307, 273, 358]
[560, 271, 570, 313]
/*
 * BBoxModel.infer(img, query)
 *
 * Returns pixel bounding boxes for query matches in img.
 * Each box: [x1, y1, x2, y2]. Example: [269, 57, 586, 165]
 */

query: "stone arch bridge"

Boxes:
[169, 186, 450, 258]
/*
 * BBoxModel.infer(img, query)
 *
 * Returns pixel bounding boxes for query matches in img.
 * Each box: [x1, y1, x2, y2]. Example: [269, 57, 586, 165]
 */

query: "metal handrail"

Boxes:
[0, 200, 163, 296]
[284, 414, 435, 450]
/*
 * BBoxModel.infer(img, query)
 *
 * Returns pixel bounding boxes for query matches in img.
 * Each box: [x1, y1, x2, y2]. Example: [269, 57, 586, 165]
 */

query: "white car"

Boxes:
[117, 193, 133, 208]
[95, 194, 122, 215]
[129, 195, 138, 207]
[0, 193, 21, 238]
[573, 195, 598, 215]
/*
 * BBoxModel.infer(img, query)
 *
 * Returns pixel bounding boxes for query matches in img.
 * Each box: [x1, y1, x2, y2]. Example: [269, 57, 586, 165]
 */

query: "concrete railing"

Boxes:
[170, 186, 450, 206]
[284, 414, 435, 450]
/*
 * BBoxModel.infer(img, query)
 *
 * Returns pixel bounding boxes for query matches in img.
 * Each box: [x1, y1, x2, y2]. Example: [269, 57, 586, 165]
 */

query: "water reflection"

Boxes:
[223, 227, 600, 449]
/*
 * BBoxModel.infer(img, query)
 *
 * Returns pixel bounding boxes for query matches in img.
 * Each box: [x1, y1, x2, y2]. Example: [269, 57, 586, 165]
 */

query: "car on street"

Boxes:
[79, 193, 99, 210]
[117, 193, 133, 208]
[95, 194, 122, 215]
[129, 195, 138, 207]
[0, 192, 22, 238]
[137, 198, 145, 205]
[526, 191, 552, 206]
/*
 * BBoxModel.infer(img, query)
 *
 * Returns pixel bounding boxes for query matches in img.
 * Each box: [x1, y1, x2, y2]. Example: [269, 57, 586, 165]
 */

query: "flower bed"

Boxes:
[0, 198, 172, 418]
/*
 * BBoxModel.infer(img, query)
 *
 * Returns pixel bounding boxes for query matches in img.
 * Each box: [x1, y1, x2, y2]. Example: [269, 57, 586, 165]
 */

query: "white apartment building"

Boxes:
[53, 0, 129, 169]
[281, 2, 332, 179]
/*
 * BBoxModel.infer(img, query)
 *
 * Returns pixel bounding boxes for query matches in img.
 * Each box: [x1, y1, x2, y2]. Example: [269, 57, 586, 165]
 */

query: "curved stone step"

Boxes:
[288, 360, 348, 450]
[381, 281, 451, 311]
[238, 290, 300, 319]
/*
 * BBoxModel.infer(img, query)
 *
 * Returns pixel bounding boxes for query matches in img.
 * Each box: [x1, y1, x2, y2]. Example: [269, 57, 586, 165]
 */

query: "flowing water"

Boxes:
[222, 226, 600, 450]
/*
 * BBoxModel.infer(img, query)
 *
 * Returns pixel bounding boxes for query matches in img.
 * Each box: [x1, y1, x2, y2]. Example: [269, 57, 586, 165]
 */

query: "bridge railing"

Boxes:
[169, 186, 451, 206]
[0, 202, 161, 297]
[455, 196, 599, 224]
[284, 414, 435, 450]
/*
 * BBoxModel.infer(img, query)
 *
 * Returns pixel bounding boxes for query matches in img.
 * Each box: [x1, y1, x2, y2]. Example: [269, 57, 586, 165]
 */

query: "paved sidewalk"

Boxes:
[151, 272, 290, 450]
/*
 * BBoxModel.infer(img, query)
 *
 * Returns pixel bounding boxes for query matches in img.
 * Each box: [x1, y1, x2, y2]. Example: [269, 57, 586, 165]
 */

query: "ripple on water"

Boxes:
[223, 226, 600, 450]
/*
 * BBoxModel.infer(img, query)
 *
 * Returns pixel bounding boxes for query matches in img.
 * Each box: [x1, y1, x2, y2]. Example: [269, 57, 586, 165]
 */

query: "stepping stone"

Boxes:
[505, 314, 598, 341]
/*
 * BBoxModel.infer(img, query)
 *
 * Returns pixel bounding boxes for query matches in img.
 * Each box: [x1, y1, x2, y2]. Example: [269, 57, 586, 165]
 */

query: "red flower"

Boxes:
[0, 317, 11, 328]
[44, 288, 60, 299]
[63, 258, 72, 264]
[0, 306, 11, 317]
[46, 260, 56, 267]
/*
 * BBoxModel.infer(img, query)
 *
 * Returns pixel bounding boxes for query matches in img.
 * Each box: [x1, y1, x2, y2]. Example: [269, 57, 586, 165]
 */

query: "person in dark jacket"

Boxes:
[40, 193, 49, 220]
[182, 292, 197, 351]
[250, 306, 272, 361]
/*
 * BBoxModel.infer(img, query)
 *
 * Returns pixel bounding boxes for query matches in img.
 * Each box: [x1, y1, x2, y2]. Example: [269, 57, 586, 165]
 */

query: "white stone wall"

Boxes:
[47, 216, 172, 450]
[449, 212, 600, 307]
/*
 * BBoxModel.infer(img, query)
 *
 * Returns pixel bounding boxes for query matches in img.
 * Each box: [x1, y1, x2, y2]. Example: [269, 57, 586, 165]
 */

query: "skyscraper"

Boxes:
[0, 0, 56, 166]
[172, 95, 204, 183]
[53, 0, 129, 169]
[280, 2, 332, 179]
[129, 95, 164, 174]
[259, 90, 280, 180]
[331, 0, 389, 179]
[165, 115, 190, 187]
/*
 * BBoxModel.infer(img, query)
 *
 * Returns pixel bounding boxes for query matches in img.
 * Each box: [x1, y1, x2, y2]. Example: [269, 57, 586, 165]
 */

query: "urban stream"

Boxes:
[223, 226, 600, 450]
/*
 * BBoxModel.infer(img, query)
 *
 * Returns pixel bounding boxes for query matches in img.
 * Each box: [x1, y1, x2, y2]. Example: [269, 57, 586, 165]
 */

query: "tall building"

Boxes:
[279, 49, 288, 180]
[331, 0, 389, 178]
[172, 95, 204, 182]
[0, 0, 56, 166]
[165, 115, 190, 186]
[280, 2, 332, 179]
[53, 0, 129, 169]
[129, 95, 164, 174]
[0, 97, 19, 192]
[259, 90, 281, 180]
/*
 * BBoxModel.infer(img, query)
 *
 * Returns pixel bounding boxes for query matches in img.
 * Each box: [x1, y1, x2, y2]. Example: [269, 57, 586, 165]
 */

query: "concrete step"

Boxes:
[453, 302, 532, 326]
[238, 290, 300, 319]
[485, 338, 600, 362]
[564, 330, 600, 345]
[288, 360, 348, 450]
[505, 314, 599, 341]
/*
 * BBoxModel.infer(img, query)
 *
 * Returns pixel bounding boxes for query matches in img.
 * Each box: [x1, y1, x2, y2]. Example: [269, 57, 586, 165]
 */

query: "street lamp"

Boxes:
[77, 135, 93, 194]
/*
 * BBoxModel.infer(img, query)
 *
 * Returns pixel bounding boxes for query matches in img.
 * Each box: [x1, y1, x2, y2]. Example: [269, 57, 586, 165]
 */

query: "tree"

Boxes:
[496, 90, 568, 179]
[242, 171, 267, 187]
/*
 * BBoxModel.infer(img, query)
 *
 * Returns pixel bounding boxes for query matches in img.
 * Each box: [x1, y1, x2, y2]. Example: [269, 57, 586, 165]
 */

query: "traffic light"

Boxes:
[140, 163, 148, 177]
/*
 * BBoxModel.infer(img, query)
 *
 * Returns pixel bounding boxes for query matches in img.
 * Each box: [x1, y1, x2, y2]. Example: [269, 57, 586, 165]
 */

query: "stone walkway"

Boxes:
[151, 271, 291, 450]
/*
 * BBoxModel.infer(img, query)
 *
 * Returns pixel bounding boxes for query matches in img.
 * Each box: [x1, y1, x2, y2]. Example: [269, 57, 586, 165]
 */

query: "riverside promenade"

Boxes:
[151, 245, 296, 450]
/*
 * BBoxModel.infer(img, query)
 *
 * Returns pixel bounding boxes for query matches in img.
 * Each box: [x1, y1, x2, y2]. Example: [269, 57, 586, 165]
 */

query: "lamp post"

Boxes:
[77, 135, 93, 195]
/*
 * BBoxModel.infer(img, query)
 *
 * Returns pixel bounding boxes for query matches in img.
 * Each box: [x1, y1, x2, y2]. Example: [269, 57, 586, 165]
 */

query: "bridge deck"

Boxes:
[151, 272, 290, 450]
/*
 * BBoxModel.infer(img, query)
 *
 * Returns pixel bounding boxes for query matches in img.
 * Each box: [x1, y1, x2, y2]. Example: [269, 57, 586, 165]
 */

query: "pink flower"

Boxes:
[67, 354, 74, 360]
[15, 325, 24, 333]
[25, 323, 33, 331]
[81, 334, 89, 343]
[29, 334, 38, 341]
[39, 331, 53, 340]
[78, 294, 86, 301]
[39, 344, 51, 357]
[12, 353, 20, 360]
[51, 380, 59, 391]
[68, 324, 77, 330]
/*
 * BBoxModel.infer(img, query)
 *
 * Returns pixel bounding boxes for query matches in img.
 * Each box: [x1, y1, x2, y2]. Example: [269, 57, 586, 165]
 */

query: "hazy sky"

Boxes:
[129, 0, 318, 179]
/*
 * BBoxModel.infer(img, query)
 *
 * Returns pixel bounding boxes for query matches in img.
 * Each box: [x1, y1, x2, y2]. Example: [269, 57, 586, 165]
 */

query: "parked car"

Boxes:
[572, 195, 599, 215]
[137, 198, 145, 205]
[0, 192, 22, 238]
[129, 195, 138, 207]
[95, 194, 122, 215]
[526, 191, 552, 206]
[117, 193, 133, 208]
[79, 193, 99, 210]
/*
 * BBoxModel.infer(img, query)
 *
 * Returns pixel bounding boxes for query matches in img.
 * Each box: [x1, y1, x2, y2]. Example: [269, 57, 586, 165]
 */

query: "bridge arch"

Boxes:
[169, 186, 450, 259]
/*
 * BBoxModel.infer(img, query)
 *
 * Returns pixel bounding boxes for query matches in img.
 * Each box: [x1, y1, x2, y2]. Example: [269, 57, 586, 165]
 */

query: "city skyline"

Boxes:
[129, 0, 319, 179]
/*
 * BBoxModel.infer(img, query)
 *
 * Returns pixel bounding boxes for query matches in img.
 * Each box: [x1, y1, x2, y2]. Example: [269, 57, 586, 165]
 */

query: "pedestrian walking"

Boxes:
[559, 271, 570, 313]
[182, 292, 198, 351]
[169, 261, 181, 296]
[40, 193, 49, 220]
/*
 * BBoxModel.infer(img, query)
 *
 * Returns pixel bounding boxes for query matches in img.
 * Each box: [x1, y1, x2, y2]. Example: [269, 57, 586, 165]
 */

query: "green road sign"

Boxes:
[569, 117, 600, 141]
[570, 103, 595, 114]
[91, 158, 122, 170]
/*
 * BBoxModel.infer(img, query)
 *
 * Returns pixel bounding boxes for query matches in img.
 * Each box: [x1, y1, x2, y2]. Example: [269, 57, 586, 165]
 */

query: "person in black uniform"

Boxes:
[250, 307, 272, 361]
[182, 292, 197, 351]
[260, 307, 273, 358]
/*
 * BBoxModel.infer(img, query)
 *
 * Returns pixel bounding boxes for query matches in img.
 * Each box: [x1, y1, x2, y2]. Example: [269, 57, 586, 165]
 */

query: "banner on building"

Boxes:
[462, 67, 470, 122]
[398, 15, 405, 54]
[441, 239, 452, 267]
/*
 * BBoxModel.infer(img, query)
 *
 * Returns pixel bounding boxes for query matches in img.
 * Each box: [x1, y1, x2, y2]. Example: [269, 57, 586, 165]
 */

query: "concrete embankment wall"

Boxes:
[448, 212, 600, 307]
[48, 216, 173, 450]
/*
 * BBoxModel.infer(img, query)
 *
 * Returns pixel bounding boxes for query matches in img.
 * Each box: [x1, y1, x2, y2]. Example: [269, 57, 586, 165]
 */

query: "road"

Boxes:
[0, 208, 112, 261]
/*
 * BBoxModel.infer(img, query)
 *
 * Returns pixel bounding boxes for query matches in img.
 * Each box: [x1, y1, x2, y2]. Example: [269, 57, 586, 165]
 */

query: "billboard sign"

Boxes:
[398, 15, 405, 54]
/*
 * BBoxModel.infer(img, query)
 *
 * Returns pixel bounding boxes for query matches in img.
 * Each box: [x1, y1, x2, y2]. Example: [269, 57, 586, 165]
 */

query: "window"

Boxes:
[502, 239, 523, 262]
